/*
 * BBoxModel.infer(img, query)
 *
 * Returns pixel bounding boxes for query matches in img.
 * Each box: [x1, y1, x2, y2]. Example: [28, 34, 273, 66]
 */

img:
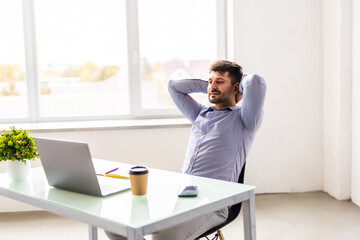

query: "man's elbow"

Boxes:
[252, 74, 266, 85]
[251, 74, 267, 93]
[168, 80, 174, 91]
[167, 79, 175, 91]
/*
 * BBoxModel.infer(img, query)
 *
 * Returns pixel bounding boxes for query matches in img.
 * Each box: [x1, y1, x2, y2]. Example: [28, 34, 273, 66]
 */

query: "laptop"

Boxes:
[35, 137, 130, 196]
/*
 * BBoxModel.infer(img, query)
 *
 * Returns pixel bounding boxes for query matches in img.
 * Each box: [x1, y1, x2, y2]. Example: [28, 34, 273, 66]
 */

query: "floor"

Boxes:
[1, 191, 360, 240]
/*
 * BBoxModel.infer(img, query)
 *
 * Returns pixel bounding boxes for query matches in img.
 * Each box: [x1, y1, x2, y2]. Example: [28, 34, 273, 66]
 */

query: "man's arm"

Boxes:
[239, 74, 267, 130]
[168, 79, 208, 123]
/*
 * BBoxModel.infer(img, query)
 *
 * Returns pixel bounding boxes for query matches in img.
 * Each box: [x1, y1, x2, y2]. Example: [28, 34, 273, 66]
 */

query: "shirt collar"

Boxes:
[201, 105, 238, 116]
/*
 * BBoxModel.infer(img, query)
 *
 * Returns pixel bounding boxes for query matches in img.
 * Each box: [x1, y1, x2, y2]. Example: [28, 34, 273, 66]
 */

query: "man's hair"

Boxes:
[210, 60, 243, 85]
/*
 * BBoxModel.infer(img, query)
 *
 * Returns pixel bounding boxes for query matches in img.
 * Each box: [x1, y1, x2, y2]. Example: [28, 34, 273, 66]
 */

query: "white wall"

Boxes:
[35, 128, 190, 172]
[230, 0, 324, 193]
[352, 0, 360, 206]
[323, 0, 352, 200]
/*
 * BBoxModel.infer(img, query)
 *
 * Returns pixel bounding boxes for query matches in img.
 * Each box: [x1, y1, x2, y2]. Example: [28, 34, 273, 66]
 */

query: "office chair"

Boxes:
[195, 163, 246, 240]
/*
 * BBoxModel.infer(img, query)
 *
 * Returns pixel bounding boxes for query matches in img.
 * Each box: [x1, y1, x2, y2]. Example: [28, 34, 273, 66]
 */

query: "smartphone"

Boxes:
[178, 185, 198, 197]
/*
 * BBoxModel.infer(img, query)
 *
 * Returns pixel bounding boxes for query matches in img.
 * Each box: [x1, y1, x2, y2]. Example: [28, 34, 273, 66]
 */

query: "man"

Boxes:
[105, 60, 266, 240]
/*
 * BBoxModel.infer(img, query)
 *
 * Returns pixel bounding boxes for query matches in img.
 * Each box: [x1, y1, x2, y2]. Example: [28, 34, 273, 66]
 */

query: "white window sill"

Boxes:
[0, 118, 192, 133]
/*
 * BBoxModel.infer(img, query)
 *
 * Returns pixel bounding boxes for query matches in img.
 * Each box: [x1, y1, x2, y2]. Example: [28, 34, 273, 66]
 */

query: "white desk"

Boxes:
[0, 159, 256, 240]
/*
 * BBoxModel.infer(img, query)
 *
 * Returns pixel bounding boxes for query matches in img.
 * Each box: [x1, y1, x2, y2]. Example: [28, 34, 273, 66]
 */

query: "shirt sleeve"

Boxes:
[168, 79, 208, 123]
[239, 74, 267, 131]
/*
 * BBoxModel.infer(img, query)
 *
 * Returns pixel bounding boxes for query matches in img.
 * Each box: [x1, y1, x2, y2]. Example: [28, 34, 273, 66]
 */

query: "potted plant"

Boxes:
[0, 126, 39, 181]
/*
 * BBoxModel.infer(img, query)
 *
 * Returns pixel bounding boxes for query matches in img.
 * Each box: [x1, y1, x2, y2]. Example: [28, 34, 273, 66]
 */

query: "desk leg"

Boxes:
[89, 225, 98, 240]
[126, 228, 143, 240]
[243, 190, 256, 240]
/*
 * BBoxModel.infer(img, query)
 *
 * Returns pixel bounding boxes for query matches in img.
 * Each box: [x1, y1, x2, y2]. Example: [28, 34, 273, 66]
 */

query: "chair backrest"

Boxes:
[196, 163, 246, 239]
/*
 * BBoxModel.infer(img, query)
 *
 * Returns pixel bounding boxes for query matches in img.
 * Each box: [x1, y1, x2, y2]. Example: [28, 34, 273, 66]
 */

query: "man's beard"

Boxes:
[208, 90, 223, 104]
[208, 88, 235, 106]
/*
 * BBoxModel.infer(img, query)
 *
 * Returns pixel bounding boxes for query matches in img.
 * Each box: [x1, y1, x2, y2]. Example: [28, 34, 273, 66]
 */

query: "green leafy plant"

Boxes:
[0, 126, 39, 164]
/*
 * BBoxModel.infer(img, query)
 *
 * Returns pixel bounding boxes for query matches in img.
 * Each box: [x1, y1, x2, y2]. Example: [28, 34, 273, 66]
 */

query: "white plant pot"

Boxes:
[7, 160, 31, 181]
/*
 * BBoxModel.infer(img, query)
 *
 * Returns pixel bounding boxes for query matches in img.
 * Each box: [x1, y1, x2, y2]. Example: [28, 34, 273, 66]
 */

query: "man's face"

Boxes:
[208, 71, 237, 109]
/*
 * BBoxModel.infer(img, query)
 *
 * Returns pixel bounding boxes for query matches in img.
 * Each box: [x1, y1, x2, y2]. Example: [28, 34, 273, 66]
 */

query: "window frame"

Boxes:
[1, 0, 227, 123]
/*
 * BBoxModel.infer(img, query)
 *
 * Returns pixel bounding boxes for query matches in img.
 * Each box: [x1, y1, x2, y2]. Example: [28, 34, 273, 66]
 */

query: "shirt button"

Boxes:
[195, 148, 199, 151]
[190, 164, 193, 167]
[202, 132, 205, 135]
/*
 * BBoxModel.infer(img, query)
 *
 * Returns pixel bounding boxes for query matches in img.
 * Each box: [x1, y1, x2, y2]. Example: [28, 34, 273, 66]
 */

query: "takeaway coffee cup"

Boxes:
[129, 166, 149, 196]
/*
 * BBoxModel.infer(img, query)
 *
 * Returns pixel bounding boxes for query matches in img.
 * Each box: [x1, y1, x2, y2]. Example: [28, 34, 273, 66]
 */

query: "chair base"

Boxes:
[196, 230, 225, 240]
[217, 230, 225, 240]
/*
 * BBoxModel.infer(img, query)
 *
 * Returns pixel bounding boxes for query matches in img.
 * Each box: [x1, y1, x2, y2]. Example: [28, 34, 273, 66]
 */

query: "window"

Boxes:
[0, 0, 28, 119]
[0, 0, 226, 123]
[138, 0, 217, 110]
[35, 0, 129, 118]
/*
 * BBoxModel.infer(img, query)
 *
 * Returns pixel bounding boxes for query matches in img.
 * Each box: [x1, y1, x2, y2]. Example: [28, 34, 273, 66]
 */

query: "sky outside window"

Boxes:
[34, 0, 129, 117]
[0, 0, 28, 119]
[138, 0, 217, 109]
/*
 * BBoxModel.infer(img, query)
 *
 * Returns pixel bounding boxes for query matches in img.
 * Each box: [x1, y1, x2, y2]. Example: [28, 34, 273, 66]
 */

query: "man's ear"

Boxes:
[235, 92, 243, 104]
[233, 82, 240, 94]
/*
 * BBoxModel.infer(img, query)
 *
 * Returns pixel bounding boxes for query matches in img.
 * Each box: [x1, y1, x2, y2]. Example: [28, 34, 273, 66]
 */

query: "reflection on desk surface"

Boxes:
[47, 187, 103, 215]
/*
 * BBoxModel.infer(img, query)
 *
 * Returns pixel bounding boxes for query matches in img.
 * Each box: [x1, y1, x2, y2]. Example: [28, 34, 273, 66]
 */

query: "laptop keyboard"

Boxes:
[100, 184, 122, 192]
[97, 176, 130, 195]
